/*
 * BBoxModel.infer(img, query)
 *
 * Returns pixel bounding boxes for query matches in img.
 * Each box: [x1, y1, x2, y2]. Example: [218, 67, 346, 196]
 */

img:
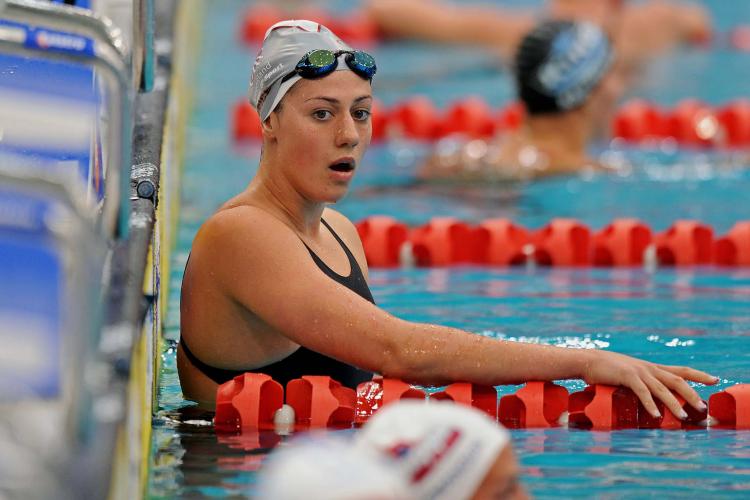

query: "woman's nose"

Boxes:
[335, 115, 360, 148]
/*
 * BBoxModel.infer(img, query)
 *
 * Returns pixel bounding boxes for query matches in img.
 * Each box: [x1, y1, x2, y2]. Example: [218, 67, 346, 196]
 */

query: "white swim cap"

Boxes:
[355, 400, 511, 500]
[248, 20, 353, 121]
[254, 433, 410, 500]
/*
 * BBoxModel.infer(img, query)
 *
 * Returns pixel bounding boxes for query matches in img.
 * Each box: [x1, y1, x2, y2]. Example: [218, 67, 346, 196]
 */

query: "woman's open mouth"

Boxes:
[329, 159, 356, 173]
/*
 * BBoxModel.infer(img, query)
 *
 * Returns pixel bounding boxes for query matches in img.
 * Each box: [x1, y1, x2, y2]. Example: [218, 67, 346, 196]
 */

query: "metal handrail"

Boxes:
[0, 0, 133, 239]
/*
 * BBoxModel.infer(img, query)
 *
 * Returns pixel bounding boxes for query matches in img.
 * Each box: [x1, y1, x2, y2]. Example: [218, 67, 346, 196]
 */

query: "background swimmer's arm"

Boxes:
[618, 1, 711, 65]
[419, 138, 525, 182]
[206, 208, 716, 419]
[418, 140, 466, 180]
[364, 0, 535, 59]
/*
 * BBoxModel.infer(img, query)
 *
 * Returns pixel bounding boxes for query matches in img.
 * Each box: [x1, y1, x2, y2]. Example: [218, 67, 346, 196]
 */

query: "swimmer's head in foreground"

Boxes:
[255, 433, 410, 500]
[255, 401, 527, 500]
[356, 401, 529, 500]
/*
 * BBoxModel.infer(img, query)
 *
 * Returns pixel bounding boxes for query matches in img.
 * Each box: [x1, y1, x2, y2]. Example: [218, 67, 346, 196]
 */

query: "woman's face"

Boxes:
[269, 70, 373, 203]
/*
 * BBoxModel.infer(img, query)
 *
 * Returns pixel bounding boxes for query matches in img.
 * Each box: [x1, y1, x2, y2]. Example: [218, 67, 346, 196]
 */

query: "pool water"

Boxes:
[148, 1, 750, 498]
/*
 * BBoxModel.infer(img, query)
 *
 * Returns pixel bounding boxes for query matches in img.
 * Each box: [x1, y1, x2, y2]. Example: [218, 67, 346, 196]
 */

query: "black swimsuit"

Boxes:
[180, 218, 374, 389]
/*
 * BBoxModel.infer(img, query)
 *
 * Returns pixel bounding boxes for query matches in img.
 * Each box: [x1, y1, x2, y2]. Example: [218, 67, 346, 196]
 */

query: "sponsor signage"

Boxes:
[0, 19, 94, 56]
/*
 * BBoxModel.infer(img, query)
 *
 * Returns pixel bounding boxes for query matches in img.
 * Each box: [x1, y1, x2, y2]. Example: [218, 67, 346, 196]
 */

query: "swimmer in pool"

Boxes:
[178, 20, 717, 422]
[256, 400, 527, 500]
[420, 20, 623, 181]
[364, 0, 711, 73]
[355, 401, 528, 500]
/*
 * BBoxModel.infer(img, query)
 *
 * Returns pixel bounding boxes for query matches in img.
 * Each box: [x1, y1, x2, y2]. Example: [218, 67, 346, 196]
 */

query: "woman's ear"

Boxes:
[261, 114, 276, 138]
[261, 110, 282, 140]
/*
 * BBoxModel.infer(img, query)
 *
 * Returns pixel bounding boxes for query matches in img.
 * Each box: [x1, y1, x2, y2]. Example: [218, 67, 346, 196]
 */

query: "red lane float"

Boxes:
[215, 373, 283, 432]
[354, 377, 426, 425]
[232, 100, 262, 141]
[638, 393, 708, 430]
[666, 99, 719, 147]
[409, 217, 478, 266]
[714, 222, 750, 266]
[717, 100, 750, 147]
[215, 375, 750, 431]
[498, 381, 568, 429]
[709, 384, 750, 429]
[430, 382, 498, 419]
[568, 385, 639, 430]
[532, 219, 591, 266]
[592, 219, 653, 266]
[355, 217, 750, 268]
[231, 96, 750, 146]
[240, 4, 284, 45]
[389, 96, 440, 140]
[286, 376, 356, 428]
[474, 219, 530, 265]
[654, 220, 714, 266]
[495, 101, 525, 132]
[240, 7, 378, 45]
[356, 215, 409, 267]
[238, 6, 750, 54]
[612, 99, 666, 142]
[370, 99, 390, 142]
[435, 97, 496, 139]
[328, 11, 379, 45]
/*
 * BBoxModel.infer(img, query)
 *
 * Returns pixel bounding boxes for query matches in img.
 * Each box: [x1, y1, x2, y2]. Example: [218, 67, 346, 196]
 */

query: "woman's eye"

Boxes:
[313, 110, 332, 120]
[353, 109, 371, 121]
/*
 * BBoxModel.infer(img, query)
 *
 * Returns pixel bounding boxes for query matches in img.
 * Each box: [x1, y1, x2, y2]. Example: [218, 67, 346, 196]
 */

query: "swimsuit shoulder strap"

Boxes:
[319, 218, 359, 265]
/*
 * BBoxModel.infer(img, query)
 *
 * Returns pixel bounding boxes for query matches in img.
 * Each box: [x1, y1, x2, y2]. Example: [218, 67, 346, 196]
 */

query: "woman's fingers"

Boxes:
[654, 367, 708, 413]
[626, 374, 660, 418]
[658, 364, 719, 385]
[589, 352, 714, 418]
[643, 372, 689, 419]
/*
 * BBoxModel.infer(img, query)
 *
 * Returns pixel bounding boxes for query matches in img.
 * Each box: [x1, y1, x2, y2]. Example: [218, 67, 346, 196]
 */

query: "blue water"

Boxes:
[148, 0, 750, 498]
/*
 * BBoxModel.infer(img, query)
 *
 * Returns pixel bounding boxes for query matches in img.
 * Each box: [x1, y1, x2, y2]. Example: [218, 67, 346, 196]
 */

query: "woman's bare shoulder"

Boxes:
[322, 208, 364, 247]
[322, 207, 356, 233]
[192, 205, 299, 261]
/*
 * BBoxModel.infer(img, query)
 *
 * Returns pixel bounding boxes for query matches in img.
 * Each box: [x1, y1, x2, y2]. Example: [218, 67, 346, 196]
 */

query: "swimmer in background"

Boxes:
[178, 20, 717, 422]
[420, 20, 624, 181]
[364, 0, 711, 74]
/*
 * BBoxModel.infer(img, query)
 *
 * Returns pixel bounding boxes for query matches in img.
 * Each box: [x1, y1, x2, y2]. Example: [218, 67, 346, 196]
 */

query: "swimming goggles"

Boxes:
[284, 49, 377, 82]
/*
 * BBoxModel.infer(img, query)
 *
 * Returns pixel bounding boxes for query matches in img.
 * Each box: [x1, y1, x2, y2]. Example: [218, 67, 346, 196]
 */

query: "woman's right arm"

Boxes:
[205, 208, 717, 420]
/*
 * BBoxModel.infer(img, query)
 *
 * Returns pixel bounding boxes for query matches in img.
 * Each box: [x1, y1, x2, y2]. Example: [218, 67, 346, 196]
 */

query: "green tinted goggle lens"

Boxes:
[306, 50, 337, 67]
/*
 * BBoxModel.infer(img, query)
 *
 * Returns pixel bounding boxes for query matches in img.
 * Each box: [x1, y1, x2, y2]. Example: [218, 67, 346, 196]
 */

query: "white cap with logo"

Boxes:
[248, 20, 353, 121]
[355, 400, 511, 500]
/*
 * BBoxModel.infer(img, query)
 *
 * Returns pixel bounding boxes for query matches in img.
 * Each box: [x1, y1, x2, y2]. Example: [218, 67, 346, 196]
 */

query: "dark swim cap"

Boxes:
[515, 20, 613, 115]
